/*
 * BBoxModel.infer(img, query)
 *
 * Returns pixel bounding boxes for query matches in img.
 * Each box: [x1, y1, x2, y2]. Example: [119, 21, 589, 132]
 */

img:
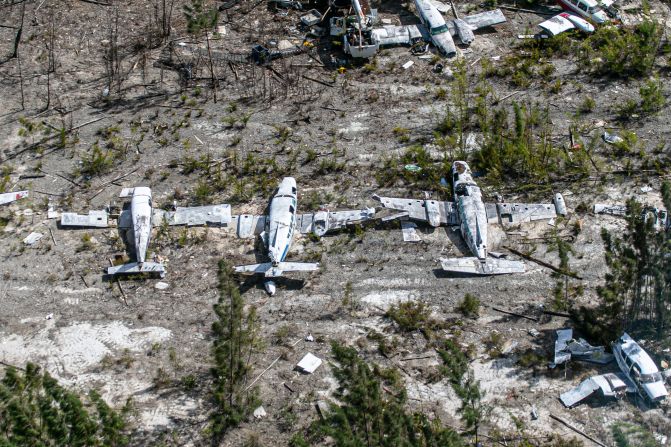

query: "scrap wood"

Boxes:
[88, 168, 140, 200]
[301, 74, 334, 88]
[108, 258, 128, 307]
[549, 414, 608, 447]
[491, 306, 538, 322]
[503, 246, 583, 280]
[244, 338, 301, 392]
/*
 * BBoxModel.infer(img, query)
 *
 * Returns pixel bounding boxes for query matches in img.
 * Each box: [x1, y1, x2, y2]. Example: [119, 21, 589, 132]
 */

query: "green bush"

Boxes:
[457, 293, 480, 318]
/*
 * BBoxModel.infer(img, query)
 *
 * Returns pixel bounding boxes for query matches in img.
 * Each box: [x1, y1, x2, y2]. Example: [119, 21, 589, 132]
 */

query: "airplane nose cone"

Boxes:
[264, 280, 276, 296]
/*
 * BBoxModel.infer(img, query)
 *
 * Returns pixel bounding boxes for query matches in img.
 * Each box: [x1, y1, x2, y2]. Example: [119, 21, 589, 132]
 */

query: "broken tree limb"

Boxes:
[244, 339, 301, 392]
[88, 168, 140, 200]
[491, 306, 538, 322]
[38, 168, 81, 188]
[47, 226, 57, 246]
[503, 246, 583, 280]
[108, 258, 128, 306]
[549, 414, 607, 447]
[543, 310, 571, 318]
[493, 90, 521, 105]
[78, 0, 111, 6]
[301, 74, 334, 88]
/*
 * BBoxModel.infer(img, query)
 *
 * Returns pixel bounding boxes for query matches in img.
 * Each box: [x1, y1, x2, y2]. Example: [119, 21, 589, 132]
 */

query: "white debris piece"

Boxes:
[155, 282, 170, 290]
[641, 185, 653, 193]
[253, 406, 267, 419]
[23, 232, 43, 245]
[401, 221, 422, 242]
[296, 353, 322, 374]
[603, 131, 624, 145]
[305, 333, 315, 342]
[402, 60, 414, 70]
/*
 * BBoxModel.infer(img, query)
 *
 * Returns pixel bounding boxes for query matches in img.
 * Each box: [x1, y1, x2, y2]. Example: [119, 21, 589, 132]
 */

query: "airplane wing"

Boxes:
[538, 12, 594, 36]
[440, 257, 525, 275]
[560, 373, 634, 408]
[0, 190, 29, 205]
[231, 214, 267, 238]
[153, 205, 231, 227]
[60, 210, 110, 228]
[493, 202, 558, 224]
[373, 195, 458, 227]
[297, 208, 376, 236]
[234, 261, 319, 277]
[460, 9, 506, 30]
[371, 25, 424, 47]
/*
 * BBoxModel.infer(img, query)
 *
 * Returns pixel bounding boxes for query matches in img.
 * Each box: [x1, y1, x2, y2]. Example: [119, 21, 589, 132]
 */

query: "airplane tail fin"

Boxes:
[440, 257, 525, 275]
[235, 262, 319, 277]
[107, 261, 166, 278]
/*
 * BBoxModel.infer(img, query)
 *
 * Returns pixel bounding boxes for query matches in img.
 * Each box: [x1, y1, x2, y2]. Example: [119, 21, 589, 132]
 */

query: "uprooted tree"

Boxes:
[573, 181, 671, 343]
[0, 363, 131, 446]
[210, 259, 260, 440]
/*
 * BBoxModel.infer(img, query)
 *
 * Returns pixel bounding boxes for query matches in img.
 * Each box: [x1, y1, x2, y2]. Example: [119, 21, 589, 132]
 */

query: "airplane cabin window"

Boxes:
[292, 187, 297, 194]
[570, 0, 578, 5]
[289, 205, 295, 213]
[578, 2, 588, 11]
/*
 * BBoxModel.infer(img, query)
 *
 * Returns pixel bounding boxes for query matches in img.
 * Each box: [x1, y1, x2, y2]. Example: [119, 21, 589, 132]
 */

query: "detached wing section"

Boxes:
[0, 191, 29, 206]
[297, 208, 376, 237]
[538, 12, 594, 36]
[373, 196, 458, 227]
[560, 373, 633, 408]
[153, 205, 231, 227]
[494, 202, 558, 224]
[60, 210, 110, 228]
[439, 257, 525, 275]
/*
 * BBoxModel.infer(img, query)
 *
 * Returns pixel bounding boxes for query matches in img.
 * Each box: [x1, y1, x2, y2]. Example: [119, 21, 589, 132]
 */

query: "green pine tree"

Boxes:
[210, 260, 260, 440]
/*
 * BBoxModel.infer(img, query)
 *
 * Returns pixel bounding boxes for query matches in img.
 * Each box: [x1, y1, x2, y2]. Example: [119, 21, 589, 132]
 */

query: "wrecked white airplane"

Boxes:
[60, 187, 231, 277]
[0, 190, 29, 206]
[232, 177, 376, 295]
[560, 332, 669, 407]
[535, 0, 619, 37]
[374, 161, 567, 275]
[594, 203, 669, 231]
[329, 0, 505, 58]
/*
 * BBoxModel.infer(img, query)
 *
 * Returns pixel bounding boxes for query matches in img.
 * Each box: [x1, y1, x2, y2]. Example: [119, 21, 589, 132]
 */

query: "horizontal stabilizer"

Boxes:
[0, 190, 29, 205]
[107, 261, 166, 277]
[560, 373, 632, 408]
[235, 262, 319, 277]
[440, 257, 525, 275]
[61, 210, 109, 228]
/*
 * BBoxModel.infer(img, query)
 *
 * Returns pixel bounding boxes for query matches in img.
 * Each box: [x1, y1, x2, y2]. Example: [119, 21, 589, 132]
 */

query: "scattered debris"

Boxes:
[253, 406, 267, 419]
[296, 352, 322, 374]
[305, 333, 314, 342]
[603, 131, 624, 145]
[401, 221, 422, 242]
[549, 413, 608, 447]
[315, 400, 331, 419]
[530, 405, 538, 420]
[300, 9, 322, 26]
[154, 282, 170, 290]
[402, 60, 414, 70]
[403, 164, 422, 172]
[641, 185, 653, 193]
[0, 191, 29, 206]
[23, 232, 44, 245]
[551, 328, 613, 367]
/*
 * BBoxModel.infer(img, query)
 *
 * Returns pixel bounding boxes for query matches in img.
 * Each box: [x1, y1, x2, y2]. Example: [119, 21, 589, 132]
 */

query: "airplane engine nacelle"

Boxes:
[454, 19, 475, 45]
[553, 193, 567, 216]
[313, 211, 329, 237]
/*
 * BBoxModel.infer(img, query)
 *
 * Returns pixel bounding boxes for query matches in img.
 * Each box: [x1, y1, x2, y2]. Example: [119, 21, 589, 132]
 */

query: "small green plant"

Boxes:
[392, 126, 410, 143]
[457, 293, 480, 318]
[639, 77, 665, 114]
[579, 95, 595, 114]
[181, 374, 197, 390]
[76, 233, 94, 252]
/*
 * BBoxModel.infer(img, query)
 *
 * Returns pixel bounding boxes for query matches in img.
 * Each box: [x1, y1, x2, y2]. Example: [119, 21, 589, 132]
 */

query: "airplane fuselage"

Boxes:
[414, 0, 457, 57]
[267, 177, 298, 266]
[452, 161, 488, 260]
[129, 187, 153, 264]
[557, 0, 608, 24]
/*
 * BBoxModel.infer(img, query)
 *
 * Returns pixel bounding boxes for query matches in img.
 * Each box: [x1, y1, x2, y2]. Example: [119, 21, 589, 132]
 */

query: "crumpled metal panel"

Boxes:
[401, 221, 422, 242]
[60, 210, 109, 228]
[560, 373, 629, 407]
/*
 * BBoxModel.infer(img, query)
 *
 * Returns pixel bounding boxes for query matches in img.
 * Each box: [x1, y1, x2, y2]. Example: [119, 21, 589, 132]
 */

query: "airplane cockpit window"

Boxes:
[588, 5, 602, 13]
[292, 187, 297, 194]
[430, 24, 449, 35]
[569, 0, 578, 4]
[640, 372, 663, 383]
[289, 205, 295, 214]
[455, 184, 468, 196]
